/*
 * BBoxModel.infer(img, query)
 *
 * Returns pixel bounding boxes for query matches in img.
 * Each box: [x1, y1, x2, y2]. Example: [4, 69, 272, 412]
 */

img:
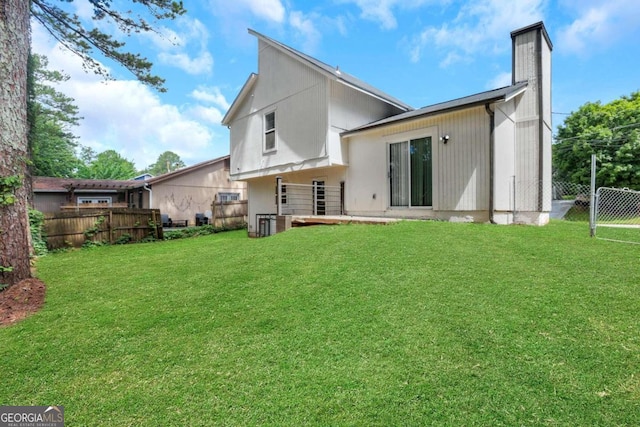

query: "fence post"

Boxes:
[589, 154, 596, 237]
[340, 181, 345, 215]
[313, 180, 318, 215]
[276, 176, 282, 216]
[108, 210, 114, 244]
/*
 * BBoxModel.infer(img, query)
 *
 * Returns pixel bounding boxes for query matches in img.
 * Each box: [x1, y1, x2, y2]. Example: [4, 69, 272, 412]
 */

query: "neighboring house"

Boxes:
[32, 177, 138, 212]
[142, 155, 246, 226]
[133, 173, 153, 181]
[33, 155, 246, 226]
[223, 22, 552, 236]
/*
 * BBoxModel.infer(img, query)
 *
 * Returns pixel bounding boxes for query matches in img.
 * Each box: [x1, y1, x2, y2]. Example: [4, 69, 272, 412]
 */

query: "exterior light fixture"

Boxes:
[441, 134, 450, 144]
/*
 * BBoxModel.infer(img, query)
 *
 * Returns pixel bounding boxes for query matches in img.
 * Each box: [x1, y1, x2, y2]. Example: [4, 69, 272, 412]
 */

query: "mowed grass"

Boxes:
[1, 221, 639, 426]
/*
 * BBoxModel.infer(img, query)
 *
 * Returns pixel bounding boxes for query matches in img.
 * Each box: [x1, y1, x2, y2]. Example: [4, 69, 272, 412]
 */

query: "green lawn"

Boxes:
[1, 221, 639, 426]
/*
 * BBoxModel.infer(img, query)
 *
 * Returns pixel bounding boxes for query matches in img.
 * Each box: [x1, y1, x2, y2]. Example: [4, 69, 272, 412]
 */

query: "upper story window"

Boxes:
[264, 111, 276, 152]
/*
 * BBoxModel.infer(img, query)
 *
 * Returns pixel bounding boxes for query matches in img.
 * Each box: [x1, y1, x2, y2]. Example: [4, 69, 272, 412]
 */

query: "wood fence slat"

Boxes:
[43, 208, 163, 249]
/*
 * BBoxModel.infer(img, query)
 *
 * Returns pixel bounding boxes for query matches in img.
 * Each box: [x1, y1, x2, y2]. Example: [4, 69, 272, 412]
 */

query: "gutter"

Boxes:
[143, 183, 152, 209]
[485, 103, 496, 224]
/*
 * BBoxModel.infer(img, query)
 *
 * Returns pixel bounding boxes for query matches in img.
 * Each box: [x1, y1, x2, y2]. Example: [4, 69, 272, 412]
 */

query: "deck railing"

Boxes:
[276, 177, 344, 216]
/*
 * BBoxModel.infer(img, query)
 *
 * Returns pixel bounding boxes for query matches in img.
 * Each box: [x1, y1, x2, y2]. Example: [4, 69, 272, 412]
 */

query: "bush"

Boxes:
[163, 223, 246, 241]
[29, 208, 48, 257]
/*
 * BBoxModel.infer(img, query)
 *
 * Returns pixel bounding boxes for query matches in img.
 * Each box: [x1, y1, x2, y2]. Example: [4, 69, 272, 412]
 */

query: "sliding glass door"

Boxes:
[389, 137, 432, 207]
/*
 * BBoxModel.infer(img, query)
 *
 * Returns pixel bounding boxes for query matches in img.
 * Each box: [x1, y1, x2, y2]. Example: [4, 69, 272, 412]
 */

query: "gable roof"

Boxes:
[222, 29, 413, 126]
[342, 81, 529, 136]
[145, 155, 230, 185]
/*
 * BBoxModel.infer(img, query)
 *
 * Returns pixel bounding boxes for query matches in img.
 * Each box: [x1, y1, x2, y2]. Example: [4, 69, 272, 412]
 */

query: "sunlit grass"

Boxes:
[1, 221, 639, 425]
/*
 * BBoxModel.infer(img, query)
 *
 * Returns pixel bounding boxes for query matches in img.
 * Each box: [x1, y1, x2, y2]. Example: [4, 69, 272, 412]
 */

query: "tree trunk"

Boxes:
[0, 0, 32, 287]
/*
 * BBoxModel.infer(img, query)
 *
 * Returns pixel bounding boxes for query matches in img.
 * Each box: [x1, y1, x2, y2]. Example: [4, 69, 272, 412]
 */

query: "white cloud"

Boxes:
[406, 0, 544, 64]
[187, 105, 225, 125]
[208, 0, 285, 24]
[30, 24, 222, 169]
[338, 0, 436, 30]
[65, 79, 215, 169]
[289, 11, 322, 52]
[158, 51, 214, 75]
[190, 86, 230, 111]
[486, 71, 512, 90]
[245, 0, 286, 23]
[557, 0, 640, 55]
[153, 18, 214, 75]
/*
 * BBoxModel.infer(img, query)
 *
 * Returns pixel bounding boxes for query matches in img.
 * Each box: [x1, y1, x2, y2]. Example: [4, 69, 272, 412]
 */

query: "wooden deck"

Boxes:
[291, 215, 400, 226]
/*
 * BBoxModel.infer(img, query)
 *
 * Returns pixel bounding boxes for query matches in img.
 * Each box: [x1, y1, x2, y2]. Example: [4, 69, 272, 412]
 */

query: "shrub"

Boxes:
[29, 208, 48, 257]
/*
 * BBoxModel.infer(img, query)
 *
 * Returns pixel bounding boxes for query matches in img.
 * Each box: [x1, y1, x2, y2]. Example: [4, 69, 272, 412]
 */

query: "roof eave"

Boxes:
[146, 155, 230, 185]
[342, 82, 528, 137]
[222, 73, 258, 126]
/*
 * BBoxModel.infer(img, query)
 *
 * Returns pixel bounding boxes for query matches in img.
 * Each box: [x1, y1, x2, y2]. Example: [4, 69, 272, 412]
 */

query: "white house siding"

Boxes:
[246, 177, 277, 237]
[345, 107, 491, 221]
[541, 35, 553, 213]
[512, 25, 552, 222]
[230, 41, 329, 180]
[493, 99, 517, 224]
[328, 81, 407, 167]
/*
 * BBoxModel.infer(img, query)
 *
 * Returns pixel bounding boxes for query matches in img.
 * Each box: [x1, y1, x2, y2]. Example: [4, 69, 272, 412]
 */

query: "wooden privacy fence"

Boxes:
[210, 199, 247, 228]
[44, 208, 163, 249]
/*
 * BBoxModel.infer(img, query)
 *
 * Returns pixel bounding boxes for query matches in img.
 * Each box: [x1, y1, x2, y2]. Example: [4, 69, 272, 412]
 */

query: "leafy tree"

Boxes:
[77, 149, 137, 180]
[1, 0, 184, 287]
[554, 91, 640, 188]
[147, 151, 185, 176]
[28, 53, 82, 177]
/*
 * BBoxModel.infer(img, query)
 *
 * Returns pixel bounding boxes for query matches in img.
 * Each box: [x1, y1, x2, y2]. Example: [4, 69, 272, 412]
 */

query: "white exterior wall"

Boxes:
[512, 24, 552, 223]
[230, 41, 329, 180]
[345, 107, 491, 221]
[493, 99, 517, 224]
[541, 32, 553, 213]
[328, 81, 406, 166]
[245, 166, 347, 235]
[246, 177, 277, 237]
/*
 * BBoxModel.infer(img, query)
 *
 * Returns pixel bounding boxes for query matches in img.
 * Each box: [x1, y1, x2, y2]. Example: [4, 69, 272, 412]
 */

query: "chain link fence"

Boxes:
[550, 181, 591, 222]
[512, 180, 591, 223]
[594, 187, 640, 244]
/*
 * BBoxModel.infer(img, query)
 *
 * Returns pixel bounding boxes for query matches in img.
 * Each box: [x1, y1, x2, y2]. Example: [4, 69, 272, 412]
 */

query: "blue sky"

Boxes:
[32, 0, 640, 171]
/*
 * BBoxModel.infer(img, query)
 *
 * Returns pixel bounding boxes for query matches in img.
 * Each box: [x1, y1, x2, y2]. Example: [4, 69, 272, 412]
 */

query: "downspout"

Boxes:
[143, 183, 152, 209]
[485, 103, 496, 224]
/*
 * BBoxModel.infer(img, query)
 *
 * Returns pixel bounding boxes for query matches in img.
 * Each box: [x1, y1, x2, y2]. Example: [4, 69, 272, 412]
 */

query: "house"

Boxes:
[33, 155, 247, 226]
[143, 155, 246, 226]
[223, 22, 552, 236]
[32, 177, 138, 212]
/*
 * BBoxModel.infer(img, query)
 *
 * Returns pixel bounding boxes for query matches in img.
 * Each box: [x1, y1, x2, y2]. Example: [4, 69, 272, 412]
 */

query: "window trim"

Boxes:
[218, 192, 240, 202]
[77, 197, 112, 206]
[263, 110, 277, 153]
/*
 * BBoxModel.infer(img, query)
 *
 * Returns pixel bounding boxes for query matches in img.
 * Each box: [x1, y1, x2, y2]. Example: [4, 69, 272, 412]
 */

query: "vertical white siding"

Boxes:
[246, 177, 276, 236]
[230, 41, 328, 178]
[346, 106, 491, 218]
[541, 35, 553, 212]
[512, 25, 553, 217]
[493, 100, 517, 216]
[328, 80, 407, 166]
